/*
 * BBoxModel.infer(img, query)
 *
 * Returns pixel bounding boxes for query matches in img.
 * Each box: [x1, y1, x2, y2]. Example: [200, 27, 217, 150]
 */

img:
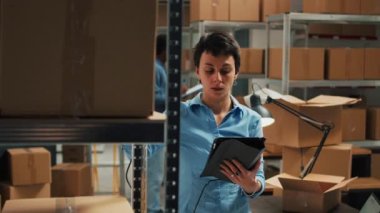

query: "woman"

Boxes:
[179, 32, 265, 212]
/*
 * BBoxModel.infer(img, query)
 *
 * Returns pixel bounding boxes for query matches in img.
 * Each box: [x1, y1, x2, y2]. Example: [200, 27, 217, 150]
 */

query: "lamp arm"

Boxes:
[300, 127, 331, 178]
[267, 97, 333, 131]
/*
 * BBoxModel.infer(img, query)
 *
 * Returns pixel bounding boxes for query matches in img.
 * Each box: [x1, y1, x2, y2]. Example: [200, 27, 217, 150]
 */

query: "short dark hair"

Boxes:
[156, 34, 166, 56]
[193, 32, 240, 73]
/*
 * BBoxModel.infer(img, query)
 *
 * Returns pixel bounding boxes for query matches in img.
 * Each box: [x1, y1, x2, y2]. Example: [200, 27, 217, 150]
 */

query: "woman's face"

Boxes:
[196, 51, 238, 102]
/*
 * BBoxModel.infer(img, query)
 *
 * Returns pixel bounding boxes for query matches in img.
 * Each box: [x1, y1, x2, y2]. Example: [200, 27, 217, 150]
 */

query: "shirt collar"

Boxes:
[188, 93, 244, 115]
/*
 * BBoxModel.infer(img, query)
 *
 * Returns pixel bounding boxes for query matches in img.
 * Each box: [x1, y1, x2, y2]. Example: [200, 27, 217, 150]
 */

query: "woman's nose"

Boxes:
[213, 72, 222, 82]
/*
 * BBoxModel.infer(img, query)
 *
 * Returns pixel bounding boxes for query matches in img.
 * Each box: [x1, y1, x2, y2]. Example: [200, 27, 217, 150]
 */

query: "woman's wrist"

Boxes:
[243, 179, 261, 195]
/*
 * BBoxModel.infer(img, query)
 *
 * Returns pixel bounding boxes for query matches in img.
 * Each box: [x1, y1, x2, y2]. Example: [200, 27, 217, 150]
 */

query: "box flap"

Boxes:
[303, 173, 345, 184]
[306, 95, 360, 106]
[265, 173, 297, 189]
[279, 177, 337, 193]
[280, 95, 306, 105]
[326, 177, 358, 193]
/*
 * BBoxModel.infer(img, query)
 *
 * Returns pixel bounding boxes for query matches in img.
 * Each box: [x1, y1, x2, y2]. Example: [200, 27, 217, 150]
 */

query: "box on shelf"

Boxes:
[229, 0, 260, 22]
[6, 148, 51, 186]
[303, 0, 343, 14]
[364, 48, 380, 80]
[282, 144, 353, 179]
[0, 0, 156, 117]
[342, 108, 366, 141]
[342, 25, 377, 38]
[2, 196, 133, 213]
[269, 48, 325, 80]
[361, 0, 380, 15]
[372, 153, 380, 179]
[240, 48, 263, 74]
[308, 23, 343, 36]
[267, 173, 356, 212]
[51, 163, 93, 197]
[327, 48, 365, 80]
[190, 0, 229, 22]
[62, 145, 88, 163]
[367, 107, 380, 140]
[342, 0, 361, 14]
[263, 95, 360, 148]
[0, 182, 50, 208]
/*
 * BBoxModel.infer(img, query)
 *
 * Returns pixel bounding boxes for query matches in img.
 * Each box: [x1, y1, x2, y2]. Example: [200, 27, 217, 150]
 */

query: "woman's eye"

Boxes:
[221, 68, 232, 75]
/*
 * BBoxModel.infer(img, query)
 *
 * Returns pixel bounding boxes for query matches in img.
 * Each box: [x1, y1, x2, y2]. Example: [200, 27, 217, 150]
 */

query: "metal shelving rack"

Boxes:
[258, 12, 380, 149]
[0, 1, 182, 213]
[263, 12, 380, 95]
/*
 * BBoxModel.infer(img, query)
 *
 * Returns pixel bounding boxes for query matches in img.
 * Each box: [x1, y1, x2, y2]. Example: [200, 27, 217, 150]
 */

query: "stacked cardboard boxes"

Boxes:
[0, 148, 51, 208]
[263, 95, 360, 212]
[270, 48, 380, 81]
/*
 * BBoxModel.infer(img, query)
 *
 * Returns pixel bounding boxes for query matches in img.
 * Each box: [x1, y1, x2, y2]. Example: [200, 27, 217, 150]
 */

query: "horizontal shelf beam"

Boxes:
[0, 113, 165, 144]
[345, 140, 380, 148]
[269, 12, 380, 24]
[190, 20, 266, 32]
[253, 79, 380, 88]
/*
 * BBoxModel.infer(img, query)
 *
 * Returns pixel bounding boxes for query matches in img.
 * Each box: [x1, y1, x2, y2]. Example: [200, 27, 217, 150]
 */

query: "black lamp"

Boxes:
[249, 94, 274, 128]
[249, 89, 334, 179]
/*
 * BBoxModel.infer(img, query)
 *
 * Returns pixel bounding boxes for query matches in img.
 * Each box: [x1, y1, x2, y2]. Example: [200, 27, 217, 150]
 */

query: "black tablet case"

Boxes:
[200, 137, 266, 182]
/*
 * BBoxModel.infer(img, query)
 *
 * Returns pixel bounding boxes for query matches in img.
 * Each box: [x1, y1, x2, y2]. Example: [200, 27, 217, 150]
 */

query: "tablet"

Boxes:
[200, 137, 266, 182]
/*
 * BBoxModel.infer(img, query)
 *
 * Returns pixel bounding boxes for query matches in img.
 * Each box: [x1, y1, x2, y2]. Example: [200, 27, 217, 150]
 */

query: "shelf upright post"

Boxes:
[132, 144, 147, 212]
[165, 0, 183, 212]
[282, 13, 291, 95]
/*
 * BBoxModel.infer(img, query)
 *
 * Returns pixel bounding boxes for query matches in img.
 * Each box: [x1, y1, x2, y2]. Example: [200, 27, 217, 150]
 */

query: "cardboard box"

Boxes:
[7, 148, 51, 186]
[372, 154, 380, 179]
[361, 0, 380, 15]
[230, 0, 260, 22]
[364, 48, 380, 80]
[0, 0, 156, 117]
[342, 25, 377, 38]
[367, 107, 380, 140]
[0, 182, 50, 208]
[327, 48, 365, 80]
[240, 48, 263, 74]
[308, 24, 343, 36]
[263, 95, 359, 148]
[190, 0, 229, 22]
[342, 0, 361, 14]
[51, 163, 93, 197]
[342, 108, 366, 141]
[269, 48, 325, 80]
[303, 0, 343, 13]
[267, 173, 355, 212]
[282, 144, 353, 179]
[2, 196, 133, 213]
[62, 145, 88, 163]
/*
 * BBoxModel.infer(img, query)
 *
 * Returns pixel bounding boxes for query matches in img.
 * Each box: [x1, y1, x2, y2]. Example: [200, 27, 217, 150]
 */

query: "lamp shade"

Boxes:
[250, 94, 274, 127]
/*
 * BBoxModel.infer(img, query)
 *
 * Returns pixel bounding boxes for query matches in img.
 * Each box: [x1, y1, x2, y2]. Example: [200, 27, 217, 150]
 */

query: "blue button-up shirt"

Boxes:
[154, 59, 167, 113]
[179, 93, 265, 213]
